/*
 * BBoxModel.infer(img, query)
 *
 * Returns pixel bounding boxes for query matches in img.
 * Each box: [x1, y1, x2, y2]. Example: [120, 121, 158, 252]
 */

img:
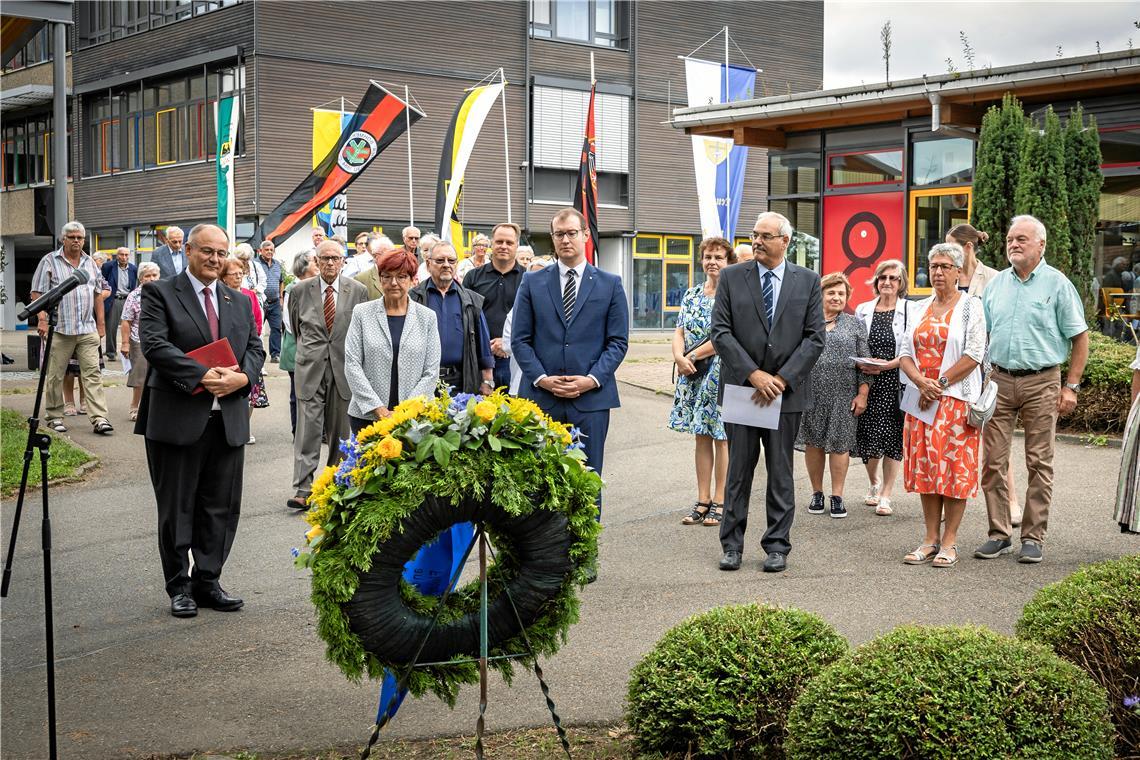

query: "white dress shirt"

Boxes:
[185, 270, 222, 410]
[532, 259, 597, 389]
[757, 258, 786, 317]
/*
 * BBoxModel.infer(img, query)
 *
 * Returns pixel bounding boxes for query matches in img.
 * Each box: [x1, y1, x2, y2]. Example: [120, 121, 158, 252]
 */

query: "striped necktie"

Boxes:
[323, 284, 336, 332]
[563, 268, 577, 322]
[762, 270, 775, 324]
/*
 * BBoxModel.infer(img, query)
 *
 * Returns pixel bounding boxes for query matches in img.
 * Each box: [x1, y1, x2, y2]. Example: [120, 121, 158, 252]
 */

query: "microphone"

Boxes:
[18, 268, 91, 321]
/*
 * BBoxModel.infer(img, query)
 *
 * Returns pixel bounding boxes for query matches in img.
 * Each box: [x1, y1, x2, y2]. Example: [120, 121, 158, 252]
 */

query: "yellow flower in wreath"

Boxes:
[305, 524, 325, 542]
[376, 435, 404, 459]
[473, 399, 497, 422]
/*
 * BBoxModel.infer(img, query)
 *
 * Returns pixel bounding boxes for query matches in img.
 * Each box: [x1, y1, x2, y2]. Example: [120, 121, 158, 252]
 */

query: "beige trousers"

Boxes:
[45, 331, 109, 423]
[981, 367, 1060, 545]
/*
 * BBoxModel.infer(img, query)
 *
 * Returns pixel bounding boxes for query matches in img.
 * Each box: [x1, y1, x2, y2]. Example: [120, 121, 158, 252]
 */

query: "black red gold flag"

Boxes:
[572, 82, 600, 265]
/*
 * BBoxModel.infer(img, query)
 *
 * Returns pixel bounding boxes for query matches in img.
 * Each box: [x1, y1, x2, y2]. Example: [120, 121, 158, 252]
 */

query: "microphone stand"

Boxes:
[2, 306, 61, 760]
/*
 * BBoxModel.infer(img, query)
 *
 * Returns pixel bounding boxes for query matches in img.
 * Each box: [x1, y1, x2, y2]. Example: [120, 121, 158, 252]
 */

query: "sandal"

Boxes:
[932, 545, 959, 568]
[903, 543, 940, 565]
[63, 404, 77, 416]
[681, 501, 712, 525]
[128, 407, 138, 421]
[875, 497, 893, 516]
[864, 481, 881, 506]
[702, 503, 723, 526]
[77, 404, 88, 414]
[46, 418, 68, 433]
[92, 419, 114, 435]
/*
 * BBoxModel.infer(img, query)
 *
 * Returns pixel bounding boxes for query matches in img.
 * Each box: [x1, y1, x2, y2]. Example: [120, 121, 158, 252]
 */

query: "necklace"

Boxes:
[824, 314, 839, 324]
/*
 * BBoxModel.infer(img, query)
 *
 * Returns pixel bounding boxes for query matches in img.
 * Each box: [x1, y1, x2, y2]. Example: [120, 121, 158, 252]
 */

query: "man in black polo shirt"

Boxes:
[409, 240, 495, 395]
[464, 222, 526, 391]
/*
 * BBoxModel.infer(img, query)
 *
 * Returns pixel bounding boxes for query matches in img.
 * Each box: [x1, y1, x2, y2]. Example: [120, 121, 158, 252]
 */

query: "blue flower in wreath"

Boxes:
[335, 435, 360, 487]
[566, 425, 586, 451]
[449, 392, 479, 415]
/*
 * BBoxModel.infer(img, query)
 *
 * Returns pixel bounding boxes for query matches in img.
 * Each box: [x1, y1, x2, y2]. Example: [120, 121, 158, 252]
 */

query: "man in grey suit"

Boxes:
[286, 239, 368, 510]
[710, 211, 825, 573]
[151, 226, 187, 280]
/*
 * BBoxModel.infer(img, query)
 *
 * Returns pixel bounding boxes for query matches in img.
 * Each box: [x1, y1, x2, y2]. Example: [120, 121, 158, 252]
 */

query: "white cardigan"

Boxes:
[854, 296, 923, 359]
[900, 294, 987, 404]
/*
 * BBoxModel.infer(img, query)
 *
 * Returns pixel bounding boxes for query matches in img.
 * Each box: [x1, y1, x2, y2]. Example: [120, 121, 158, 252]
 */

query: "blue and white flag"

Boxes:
[684, 59, 756, 241]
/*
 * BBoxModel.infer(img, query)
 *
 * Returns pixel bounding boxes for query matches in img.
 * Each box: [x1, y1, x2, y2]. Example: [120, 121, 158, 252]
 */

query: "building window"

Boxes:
[532, 85, 629, 206]
[768, 150, 823, 272]
[2, 116, 67, 190]
[911, 137, 973, 187]
[1100, 125, 1140, 169]
[908, 188, 971, 293]
[78, 0, 239, 49]
[93, 229, 127, 253]
[2, 25, 68, 72]
[827, 148, 904, 188]
[631, 234, 696, 329]
[82, 64, 243, 177]
[531, 0, 628, 48]
[770, 153, 820, 196]
[769, 199, 821, 272]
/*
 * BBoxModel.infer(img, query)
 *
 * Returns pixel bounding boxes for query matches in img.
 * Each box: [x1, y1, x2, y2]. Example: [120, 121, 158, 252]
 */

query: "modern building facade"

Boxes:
[1, 0, 826, 330]
[672, 50, 1140, 307]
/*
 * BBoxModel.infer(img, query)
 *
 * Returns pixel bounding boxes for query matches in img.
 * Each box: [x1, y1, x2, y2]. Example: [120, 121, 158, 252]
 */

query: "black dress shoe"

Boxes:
[763, 552, 787, 573]
[286, 496, 308, 510]
[719, 550, 742, 571]
[192, 586, 244, 611]
[171, 593, 198, 618]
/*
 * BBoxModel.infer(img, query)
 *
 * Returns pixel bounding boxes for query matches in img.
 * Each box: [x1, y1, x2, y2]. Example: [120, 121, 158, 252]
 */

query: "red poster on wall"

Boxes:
[822, 191, 904, 307]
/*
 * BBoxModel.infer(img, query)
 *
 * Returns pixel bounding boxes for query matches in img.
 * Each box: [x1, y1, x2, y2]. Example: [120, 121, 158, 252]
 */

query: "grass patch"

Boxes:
[1, 407, 96, 494]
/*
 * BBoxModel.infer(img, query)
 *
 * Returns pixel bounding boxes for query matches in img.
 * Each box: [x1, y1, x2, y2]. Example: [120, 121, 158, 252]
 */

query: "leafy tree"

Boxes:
[1015, 105, 1071, 274]
[970, 93, 1026, 267]
[1063, 105, 1104, 313]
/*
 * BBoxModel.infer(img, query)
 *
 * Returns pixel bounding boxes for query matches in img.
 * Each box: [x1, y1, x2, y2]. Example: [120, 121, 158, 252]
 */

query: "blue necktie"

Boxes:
[762, 270, 775, 324]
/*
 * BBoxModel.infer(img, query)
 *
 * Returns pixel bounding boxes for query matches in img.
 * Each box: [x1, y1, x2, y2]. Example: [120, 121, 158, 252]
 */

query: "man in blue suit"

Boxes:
[511, 207, 629, 520]
[102, 246, 138, 359]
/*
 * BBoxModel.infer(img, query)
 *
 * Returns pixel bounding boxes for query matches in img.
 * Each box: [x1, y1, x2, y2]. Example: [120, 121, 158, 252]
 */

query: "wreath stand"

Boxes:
[357, 522, 573, 760]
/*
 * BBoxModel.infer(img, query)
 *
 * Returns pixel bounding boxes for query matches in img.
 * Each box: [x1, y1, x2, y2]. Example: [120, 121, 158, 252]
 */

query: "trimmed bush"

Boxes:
[1061, 331, 1136, 434]
[626, 603, 848, 759]
[785, 625, 1114, 760]
[1017, 555, 1140, 757]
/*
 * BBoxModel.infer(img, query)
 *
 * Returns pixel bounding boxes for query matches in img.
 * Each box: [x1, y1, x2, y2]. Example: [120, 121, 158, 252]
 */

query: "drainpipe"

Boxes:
[523, 1, 531, 237]
[927, 92, 978, 141]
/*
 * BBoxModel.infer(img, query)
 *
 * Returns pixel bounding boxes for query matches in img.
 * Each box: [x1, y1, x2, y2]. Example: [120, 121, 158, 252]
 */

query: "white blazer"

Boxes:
[900, 293, 987, 404]
[343, 299, 440, 418]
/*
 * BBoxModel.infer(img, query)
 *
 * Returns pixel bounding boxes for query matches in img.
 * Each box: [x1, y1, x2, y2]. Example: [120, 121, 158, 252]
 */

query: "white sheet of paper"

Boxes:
[900, 383, 938, 425]
[850, 356, 891, 367]
[120, 354, 132, 374]
[721, 383, 782, 429]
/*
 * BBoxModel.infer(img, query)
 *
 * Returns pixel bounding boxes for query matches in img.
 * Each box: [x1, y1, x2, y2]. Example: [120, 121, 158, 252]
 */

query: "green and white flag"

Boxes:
[215, 96, 240, 243]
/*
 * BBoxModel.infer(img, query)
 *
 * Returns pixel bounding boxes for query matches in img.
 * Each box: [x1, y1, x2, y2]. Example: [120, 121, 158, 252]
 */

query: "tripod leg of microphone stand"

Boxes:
[0, 438, 38, 597]
[39, 439, 59, 760]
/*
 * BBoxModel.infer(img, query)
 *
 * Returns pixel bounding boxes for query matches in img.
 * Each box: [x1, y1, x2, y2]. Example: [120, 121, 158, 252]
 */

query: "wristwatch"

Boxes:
[1063, 381, 1081, 393]
[938, 376, 950, 389]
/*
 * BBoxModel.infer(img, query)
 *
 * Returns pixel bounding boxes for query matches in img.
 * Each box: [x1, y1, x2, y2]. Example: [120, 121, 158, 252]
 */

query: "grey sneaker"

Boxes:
[973, 538, 1013, 559]
[1018, 541, 1043, 564]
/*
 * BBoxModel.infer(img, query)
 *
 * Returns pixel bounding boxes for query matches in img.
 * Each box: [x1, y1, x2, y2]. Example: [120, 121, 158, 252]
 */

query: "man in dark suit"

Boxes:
[286, 239, 368, 510]
[511, 207, 629, 517]
[101, 246, 138, 359]
[151, 225, 187, 280]
[136, 224, 264, 617]
[710, 211, 825, 573]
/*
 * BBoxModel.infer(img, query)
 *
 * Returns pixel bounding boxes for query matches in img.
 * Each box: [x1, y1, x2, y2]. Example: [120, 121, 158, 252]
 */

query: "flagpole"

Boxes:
[724, 26, 731, 240]
[405, 85, 415, 226]
[499, 69, 512, 224]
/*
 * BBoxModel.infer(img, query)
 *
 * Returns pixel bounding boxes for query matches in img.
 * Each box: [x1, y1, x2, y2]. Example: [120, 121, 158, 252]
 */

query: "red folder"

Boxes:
[186, 337, 238, 395]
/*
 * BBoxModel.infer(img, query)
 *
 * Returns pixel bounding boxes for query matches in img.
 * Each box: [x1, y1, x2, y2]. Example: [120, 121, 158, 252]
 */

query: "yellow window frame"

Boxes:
[664, 235, 693, 259]
[94, 232, 124, 254]
[100, 120, 119, 174]
[135, 229, 156, 252]
[633, 233, 663, 258]
[907, 186, 972, 297]
[156, 108, 177, 166]
[663, 258, 693, 313]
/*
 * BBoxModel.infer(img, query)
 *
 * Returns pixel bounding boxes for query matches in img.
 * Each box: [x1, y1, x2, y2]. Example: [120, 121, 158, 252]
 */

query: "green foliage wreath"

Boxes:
[294, 390, 602, 705]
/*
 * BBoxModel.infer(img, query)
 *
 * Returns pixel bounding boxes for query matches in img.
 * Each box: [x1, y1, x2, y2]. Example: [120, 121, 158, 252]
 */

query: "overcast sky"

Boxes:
[823, 1, 1138, 89]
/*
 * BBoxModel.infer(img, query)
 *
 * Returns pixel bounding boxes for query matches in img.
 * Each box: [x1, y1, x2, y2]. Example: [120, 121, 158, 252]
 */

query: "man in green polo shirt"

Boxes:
[975, 215, 1089, 565]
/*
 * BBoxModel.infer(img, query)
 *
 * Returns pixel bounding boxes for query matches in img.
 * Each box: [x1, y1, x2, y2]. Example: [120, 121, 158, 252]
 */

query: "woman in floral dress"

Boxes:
[670, 237, 736, 527]
[899, 243, 987, 568]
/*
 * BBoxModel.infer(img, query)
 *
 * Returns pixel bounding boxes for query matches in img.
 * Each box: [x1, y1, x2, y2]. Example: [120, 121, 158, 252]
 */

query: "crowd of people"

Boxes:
[25, 204, 1137, 615]
[671, 211, 1135, 575]
[29, 208, 627, 616]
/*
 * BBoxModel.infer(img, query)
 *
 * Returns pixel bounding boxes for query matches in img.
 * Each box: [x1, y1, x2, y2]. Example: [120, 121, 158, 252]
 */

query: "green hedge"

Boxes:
[785, 625, 1114, 759]
[1060, 331, 1136, 433]
[627, 603, 848, 759]
[1016, 555, 1140, 757]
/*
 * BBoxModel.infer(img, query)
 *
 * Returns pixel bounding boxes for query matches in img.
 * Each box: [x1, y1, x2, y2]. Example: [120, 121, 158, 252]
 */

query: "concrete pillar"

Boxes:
[53, 22, 69, 226]
[1, 236, 15, 330]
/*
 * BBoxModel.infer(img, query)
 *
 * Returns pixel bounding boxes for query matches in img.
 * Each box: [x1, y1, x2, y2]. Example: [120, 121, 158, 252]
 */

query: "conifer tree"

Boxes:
[970, 93, 1025, 267]
[1063, 105, 1103, 313]
[1014, 106, 1070, 274]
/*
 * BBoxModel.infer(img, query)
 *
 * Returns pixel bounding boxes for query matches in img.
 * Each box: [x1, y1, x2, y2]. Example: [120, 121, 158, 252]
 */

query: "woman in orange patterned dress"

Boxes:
[898, 243, 987, 568]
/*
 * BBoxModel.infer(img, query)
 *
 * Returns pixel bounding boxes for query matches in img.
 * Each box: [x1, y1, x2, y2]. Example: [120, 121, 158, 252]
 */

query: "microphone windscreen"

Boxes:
[74, 268, 91, 283]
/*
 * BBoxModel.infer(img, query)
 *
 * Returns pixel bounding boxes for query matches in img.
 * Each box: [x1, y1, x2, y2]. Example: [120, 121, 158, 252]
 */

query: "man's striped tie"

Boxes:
[762, 270, 775, 324]
[563, 268, 577, 322]
[323, 284, 335, 332]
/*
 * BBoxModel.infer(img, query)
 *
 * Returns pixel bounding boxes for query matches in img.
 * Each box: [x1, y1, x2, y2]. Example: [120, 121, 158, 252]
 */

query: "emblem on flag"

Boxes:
[337, 131, 377, 173]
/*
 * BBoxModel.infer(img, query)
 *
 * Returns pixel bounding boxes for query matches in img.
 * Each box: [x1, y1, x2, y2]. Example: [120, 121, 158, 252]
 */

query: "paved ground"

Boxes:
[1, 329, 1136, 759]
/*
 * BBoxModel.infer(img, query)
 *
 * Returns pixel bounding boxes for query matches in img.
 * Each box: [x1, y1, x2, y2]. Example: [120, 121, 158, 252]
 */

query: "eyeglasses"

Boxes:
[431, 258, 458, 266]
[552, 229, 582, 241]
[379, 273, 411, 283]
[193, 247, 228, 259]
[316, 255, 343, 264]
[749, 232, 785, 242]
[929, 262, 958, 271]
[64, 235, 86, 241]
[877, 274, 901, 282]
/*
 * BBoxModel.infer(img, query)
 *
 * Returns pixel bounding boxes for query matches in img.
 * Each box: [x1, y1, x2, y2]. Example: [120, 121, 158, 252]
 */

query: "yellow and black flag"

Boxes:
[434, 82, 505, 247]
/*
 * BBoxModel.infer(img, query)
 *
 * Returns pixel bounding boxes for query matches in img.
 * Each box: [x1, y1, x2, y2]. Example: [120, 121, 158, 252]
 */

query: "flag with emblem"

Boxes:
[214, 95, 240, 243]
[252, 81, 423, 247]
[435, 81, 506, 247]
[572, 80, 600, 265]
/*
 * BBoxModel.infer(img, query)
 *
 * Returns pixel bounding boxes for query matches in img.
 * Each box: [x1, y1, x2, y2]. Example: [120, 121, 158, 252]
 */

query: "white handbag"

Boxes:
[962, 297, 997, 429]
